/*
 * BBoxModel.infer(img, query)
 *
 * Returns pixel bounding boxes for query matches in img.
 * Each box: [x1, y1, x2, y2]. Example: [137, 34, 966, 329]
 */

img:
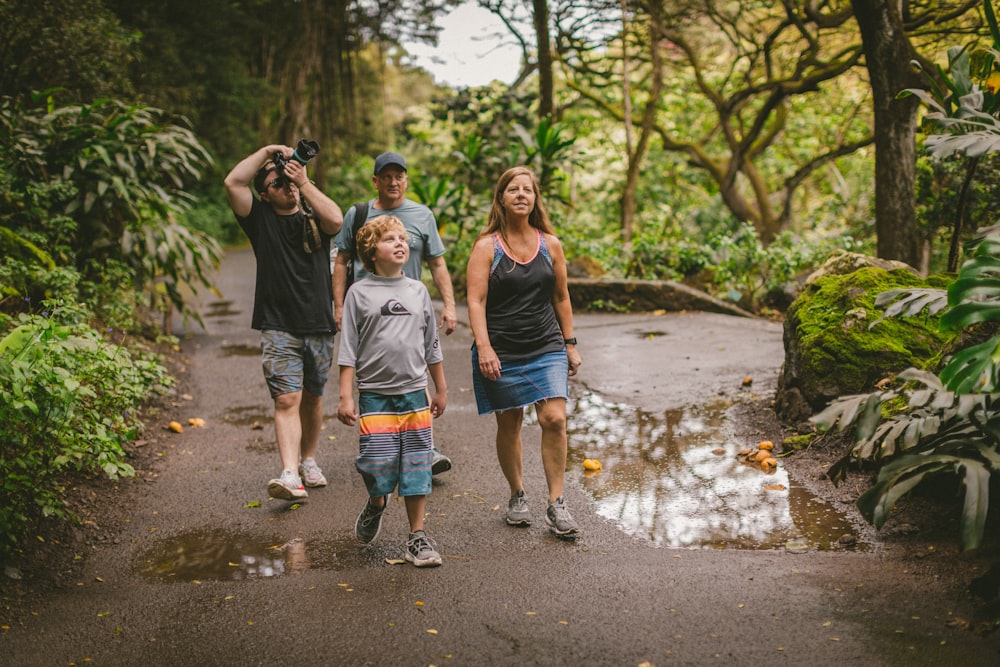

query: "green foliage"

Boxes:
[0, 0, 135, 104]
[624, 222, 848, 312]
[0, 95, 222, 326]
[816, 368, 1000, 551]
[709, 226, 833, 310]
[813, 225, 1000, 550]
[181, 193, 245, 248]
[0, 298, 173, 558]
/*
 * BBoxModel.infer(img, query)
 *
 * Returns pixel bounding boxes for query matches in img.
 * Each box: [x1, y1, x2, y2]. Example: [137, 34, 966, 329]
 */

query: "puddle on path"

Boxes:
[567, 391, 860, 551]
[139, 531, 390, 581]
[205, 300, 241, 318]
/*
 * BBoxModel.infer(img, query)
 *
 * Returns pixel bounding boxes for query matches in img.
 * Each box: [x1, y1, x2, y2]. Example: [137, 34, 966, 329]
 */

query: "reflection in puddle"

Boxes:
[568, 391, 859, 551]
[205, 300, 241, 318]
[221, 343, 260, 357]
[139, 530, 388, 581]
[224, 405, 273, 427]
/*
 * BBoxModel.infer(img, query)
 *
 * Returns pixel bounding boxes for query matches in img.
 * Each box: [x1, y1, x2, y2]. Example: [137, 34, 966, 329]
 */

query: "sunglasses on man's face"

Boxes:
[266, 177, 287, 190]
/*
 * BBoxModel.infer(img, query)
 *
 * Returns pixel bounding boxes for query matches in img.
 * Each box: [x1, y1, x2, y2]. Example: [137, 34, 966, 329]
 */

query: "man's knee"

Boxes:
[274, 390, 303, 412]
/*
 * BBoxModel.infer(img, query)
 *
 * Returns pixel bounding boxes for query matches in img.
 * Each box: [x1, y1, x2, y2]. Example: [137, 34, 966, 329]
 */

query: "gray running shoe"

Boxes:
[405, 530, 442, 567]
[267, 469, 308, 501]
[355, 496, 387, 544]
[545, 496, 579, 536]
[298, 459, 327, 487]
[506, 489, 532, 526]
[431, 448, 452, 475]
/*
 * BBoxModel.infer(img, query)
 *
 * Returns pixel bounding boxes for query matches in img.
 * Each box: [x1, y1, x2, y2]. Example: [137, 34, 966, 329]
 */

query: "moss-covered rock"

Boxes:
[775, 260, 954, 423]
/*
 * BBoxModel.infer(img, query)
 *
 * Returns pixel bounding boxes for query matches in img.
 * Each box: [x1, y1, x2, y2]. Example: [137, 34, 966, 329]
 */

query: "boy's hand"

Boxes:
[430, 392, 447, 418]
[338, 398, 357, 426]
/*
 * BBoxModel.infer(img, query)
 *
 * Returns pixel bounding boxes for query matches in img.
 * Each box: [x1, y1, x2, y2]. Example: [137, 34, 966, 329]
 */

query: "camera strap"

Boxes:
[300, 199, 322, 254]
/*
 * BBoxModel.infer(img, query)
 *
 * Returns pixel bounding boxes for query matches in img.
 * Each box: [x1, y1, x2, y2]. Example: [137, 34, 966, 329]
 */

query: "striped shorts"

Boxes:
[355, 389, 434, 498]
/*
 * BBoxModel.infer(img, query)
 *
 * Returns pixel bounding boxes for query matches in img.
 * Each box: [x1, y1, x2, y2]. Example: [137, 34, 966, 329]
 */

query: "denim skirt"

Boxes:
[471, 348, 568, 415]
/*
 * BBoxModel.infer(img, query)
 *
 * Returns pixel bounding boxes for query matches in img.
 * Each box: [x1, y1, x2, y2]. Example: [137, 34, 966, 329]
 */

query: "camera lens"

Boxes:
[293, 139, 319, 164]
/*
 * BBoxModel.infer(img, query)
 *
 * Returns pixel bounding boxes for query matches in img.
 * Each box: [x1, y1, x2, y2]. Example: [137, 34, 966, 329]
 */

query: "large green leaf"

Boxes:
[961, 460, 991, 550]
[939, 337, 1000, 393]
[858, 456, 954, 527]
[870, 288, 948, 328]
[858, 454, 992, 551]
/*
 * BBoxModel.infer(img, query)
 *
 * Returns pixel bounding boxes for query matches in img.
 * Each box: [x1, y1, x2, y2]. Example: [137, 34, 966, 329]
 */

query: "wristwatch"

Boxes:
[564, 337, 577, 345]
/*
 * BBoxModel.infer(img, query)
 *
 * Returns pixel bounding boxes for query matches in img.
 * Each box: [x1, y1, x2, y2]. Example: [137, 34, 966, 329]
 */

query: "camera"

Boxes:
[271, 139, 320, 186]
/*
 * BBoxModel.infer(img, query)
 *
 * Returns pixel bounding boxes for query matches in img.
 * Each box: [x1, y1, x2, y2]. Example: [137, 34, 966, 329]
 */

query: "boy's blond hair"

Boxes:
[356, 215, 408, 274]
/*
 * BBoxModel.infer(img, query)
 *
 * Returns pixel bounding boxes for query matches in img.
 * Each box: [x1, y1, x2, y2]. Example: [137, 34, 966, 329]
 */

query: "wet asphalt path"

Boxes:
[4, 248, 998, 666]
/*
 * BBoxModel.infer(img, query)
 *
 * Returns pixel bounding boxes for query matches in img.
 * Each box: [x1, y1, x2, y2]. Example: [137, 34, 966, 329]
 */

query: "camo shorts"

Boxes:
[260, 329, 335, 398]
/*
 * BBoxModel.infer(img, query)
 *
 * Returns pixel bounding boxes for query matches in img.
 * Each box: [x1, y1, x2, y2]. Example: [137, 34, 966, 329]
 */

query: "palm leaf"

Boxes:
[870, 288, 948, 328]
[938, 337, 1000, 393]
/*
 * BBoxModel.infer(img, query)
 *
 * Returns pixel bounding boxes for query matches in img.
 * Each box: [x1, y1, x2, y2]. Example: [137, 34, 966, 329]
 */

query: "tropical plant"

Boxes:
[0, 298, 172, 557]
[814, 225, 1000, 550]
[809, 0, 1000, 552]
[901, 0, 1000, 271]
[0, 94, 221, 326]
[511, 118, 579, 193]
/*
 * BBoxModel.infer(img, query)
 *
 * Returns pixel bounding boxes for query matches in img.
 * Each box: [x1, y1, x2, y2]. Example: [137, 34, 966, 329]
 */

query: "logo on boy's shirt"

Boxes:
[380, 299, 412, 316]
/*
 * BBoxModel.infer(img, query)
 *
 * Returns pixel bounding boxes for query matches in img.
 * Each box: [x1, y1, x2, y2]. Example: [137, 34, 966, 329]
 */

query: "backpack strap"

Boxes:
[348, 200, 370, 251]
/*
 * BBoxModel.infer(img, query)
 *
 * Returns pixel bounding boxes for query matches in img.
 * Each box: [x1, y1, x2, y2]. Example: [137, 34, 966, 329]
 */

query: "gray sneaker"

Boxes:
[545, 496, 579, 536]
[355, 496, 387, 544]
[405, 530, 442, 567]
[431, 448, 452, 475]
[267, 469, 308, 501]
[506, 489, 532, 526]
[298, 459, 327, 487]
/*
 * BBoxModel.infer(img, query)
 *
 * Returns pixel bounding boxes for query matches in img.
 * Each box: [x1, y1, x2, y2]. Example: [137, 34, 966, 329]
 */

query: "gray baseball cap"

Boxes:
[374, 151, 406, 175]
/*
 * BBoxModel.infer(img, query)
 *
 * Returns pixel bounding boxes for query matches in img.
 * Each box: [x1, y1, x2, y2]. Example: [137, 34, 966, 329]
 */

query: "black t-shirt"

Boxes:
[237, 198, 335, 334]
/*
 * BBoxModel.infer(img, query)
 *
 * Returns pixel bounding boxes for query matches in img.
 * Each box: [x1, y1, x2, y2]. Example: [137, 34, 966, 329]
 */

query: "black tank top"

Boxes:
[484, 231, 564, 361]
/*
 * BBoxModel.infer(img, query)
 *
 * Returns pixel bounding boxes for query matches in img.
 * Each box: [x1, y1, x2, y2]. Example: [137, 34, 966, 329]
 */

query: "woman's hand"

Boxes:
[567, 346, 582, 377]
[477, 345, 502, 381]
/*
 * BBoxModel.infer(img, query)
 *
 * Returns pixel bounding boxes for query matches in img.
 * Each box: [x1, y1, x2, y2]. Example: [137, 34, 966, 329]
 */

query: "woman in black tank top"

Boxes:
[466, 166, 584, 537]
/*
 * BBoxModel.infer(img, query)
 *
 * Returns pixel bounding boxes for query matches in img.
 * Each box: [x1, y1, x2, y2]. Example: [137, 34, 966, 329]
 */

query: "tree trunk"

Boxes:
[851, 0, 923, 269]
[533, 0, 554, 119]
[620, 0, 635, 242]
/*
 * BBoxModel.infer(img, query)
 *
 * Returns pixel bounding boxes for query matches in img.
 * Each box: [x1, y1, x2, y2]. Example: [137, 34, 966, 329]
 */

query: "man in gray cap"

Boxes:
[333, 151, 458, 475]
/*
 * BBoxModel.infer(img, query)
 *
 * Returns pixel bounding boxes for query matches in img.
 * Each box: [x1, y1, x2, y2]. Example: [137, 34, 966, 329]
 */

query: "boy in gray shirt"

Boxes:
[337, 215, 447, 567]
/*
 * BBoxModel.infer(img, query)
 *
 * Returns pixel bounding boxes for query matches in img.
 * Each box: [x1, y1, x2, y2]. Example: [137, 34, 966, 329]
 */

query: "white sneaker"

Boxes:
[267, 469, 308, 500]
[298, 459, 327, 487]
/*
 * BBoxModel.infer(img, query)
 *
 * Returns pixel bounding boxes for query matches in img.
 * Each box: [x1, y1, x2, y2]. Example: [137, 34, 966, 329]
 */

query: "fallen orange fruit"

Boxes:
[583, 458, 602, 471]
[168, 421, 183, 433]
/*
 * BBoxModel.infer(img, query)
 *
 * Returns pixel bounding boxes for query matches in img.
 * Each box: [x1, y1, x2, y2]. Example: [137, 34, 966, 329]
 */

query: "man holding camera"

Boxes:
[332, 151, 458, 476]
[225, 143, 344, 500]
